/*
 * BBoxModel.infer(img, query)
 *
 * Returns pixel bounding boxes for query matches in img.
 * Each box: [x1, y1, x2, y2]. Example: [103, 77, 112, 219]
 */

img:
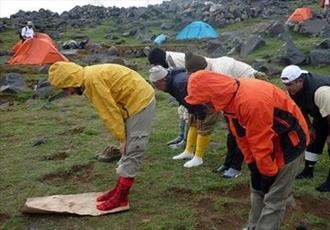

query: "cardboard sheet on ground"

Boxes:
[21, 192, 129, 216]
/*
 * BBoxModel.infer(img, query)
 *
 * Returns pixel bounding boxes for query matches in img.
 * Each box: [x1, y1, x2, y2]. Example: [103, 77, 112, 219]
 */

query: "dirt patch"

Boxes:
[44, 151, 69, 161]
[196, 197, 247, 230]
[63, 126, 85, 135]
[0, 212, 11, 225]
[42, 163, 94, 183]
[283, 195, 330, 229]
[0, 95, 15, 105]
[165, 187, 194, 202]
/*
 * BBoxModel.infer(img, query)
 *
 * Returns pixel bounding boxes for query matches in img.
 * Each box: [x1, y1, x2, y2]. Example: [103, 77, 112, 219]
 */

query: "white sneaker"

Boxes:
[183, 156, 203, 168]
[172, 150, 194, 160]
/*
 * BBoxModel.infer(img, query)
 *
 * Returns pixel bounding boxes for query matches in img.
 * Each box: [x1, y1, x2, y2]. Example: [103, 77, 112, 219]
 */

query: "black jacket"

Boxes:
[165, 68, 207, 120]
[291, 73, 330, 120]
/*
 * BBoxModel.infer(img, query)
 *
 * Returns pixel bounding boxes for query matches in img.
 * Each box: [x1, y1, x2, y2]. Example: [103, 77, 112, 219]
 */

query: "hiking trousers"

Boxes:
[248, 154, 303, 230]
[116, 99, 155, 178]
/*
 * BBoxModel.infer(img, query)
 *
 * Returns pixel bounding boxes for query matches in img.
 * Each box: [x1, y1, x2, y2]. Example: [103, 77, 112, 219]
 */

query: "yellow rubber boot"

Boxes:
[184, 134, 211, 168]
[172, 126, 197, 160]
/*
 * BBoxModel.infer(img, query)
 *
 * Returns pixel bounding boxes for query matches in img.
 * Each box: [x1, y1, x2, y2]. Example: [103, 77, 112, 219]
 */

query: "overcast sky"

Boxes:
[0, 0, 166, 18]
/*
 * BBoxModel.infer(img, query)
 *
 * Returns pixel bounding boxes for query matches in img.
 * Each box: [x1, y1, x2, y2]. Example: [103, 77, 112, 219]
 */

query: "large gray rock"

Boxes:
[266, 21, 285, 36]
[299, 19, 328, 36]
[240, 35, 265, 57]
[321, 24, 330, 39]
[317, 39, 330, 49]
[280, 41, 306, 65]
[309, 49, 330, 65]
[0, 73, 29, 94]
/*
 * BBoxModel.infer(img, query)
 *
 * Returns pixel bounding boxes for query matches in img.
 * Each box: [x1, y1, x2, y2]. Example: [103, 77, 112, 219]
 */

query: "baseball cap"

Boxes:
[280, 65, 308, 83]
[149, 65, 168, 82]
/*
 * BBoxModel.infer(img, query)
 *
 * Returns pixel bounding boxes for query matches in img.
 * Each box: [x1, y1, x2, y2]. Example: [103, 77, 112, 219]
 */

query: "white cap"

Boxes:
[280, 65, 308, 83]
[149, 65, 168, 82]
[27, 21, 33, 25]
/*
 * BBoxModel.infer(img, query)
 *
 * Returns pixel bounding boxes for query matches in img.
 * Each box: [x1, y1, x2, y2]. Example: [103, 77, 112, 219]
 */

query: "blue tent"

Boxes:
[153, 34, 167, 45]
[176, 21, 219, 40]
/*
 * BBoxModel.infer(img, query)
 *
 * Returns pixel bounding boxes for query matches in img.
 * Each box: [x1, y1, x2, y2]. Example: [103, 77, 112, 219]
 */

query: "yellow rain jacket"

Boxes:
[49, 62, 155, 141]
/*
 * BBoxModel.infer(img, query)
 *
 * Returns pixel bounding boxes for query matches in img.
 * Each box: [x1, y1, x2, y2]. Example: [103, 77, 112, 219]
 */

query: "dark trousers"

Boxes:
[223, 132, 244, 170]
[306, 117, 328, 156]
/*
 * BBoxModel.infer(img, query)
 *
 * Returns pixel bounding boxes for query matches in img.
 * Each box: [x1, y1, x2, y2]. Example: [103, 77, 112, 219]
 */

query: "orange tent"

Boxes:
[9, 33, 68, 65]
[287, 7, 312, 23]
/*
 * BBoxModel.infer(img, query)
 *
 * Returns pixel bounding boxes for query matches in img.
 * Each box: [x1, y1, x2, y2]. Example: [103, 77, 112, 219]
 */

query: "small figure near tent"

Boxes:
[320, 0, 330, 20]
[48, 62, 156, 212]
[21, 21, 35, 41]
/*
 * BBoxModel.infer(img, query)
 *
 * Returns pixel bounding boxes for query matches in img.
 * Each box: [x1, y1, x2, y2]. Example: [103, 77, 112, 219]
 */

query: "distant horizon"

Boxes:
[0, 0, 167, 18]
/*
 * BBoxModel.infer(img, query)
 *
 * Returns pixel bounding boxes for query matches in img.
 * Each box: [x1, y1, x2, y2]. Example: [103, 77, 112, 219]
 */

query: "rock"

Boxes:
[309, 49, 330, 65]
[320, 24, 330, 39]
[267, 21, 285, 36]
[280, 41, 306, 65]
[107, 46, 119, 56]
[299, 19, 328, 36]
[240, 35, 265, 57]
[32, 137, 46, 146]
[0, 73, 29, 94]
[317, 39, 330, 49]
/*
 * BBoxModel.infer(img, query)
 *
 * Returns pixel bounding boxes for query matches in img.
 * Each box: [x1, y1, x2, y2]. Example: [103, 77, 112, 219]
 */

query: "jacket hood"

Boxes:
[48, 62, 84, 89]
[185, 70, 238, 111]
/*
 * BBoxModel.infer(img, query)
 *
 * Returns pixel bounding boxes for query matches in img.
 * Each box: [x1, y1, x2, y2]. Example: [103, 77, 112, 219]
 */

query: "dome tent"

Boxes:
[287, 7, 312, 23]
[9, 33, 68, 65]
[176, 21, 219, 40]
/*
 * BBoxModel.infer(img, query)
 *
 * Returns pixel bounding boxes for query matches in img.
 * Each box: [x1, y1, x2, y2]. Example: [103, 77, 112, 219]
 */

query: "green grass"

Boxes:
[1, 91, 329, 230]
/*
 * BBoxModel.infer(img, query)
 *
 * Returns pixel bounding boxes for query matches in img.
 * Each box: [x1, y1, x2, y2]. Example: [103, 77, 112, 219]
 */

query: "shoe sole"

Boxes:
[100, 203, 130, 214]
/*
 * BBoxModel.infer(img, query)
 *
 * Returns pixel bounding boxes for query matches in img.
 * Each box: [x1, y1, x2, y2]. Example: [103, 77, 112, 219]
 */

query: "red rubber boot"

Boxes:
[96, 177, 120, 202]
[96, 177, 134, 212]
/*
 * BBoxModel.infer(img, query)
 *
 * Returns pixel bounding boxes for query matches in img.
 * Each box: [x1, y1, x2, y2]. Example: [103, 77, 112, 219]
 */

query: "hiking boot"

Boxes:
[96, 145, 121, 162]
[296, 167, 314, 179]
[183, 156, 203, 168]
[96, 177, 134, 212]
[168, 140, 185, 149]
[166, 136, 183, 146]
[213, 164, 228, 174]
[316, 170, 330, 192]
[172, 150, 194, 160]
[223, 168, 241, 179]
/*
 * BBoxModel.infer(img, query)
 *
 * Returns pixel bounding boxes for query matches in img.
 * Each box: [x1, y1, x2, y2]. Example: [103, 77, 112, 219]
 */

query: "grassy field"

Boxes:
[1, 5, 330, 229]
[1, 86, 329, 230]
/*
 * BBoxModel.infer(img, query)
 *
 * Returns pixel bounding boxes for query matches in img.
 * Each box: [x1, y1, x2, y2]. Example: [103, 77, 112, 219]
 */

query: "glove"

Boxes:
[248, 162, 262, 191]
[260, 175, 277, 194]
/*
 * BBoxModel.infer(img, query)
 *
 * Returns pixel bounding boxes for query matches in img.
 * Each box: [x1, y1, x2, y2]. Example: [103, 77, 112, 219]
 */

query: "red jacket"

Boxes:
[186, 70, 309, 176]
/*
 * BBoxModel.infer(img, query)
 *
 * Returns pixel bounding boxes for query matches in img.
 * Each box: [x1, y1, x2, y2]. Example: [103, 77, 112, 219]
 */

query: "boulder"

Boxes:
[240, 35, 265, 57]
[280, 41, 306, 65]
[309, 49, 330, 65]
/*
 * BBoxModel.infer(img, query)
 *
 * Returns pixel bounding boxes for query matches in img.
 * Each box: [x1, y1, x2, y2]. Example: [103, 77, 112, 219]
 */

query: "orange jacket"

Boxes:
[186, 70, 309, 176]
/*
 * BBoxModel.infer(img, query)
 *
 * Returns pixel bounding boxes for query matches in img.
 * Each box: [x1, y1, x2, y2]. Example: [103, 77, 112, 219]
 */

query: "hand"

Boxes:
[260, 175, 277, 194]
[309, 127, 316, 143]
[119, 141, 126, 155]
